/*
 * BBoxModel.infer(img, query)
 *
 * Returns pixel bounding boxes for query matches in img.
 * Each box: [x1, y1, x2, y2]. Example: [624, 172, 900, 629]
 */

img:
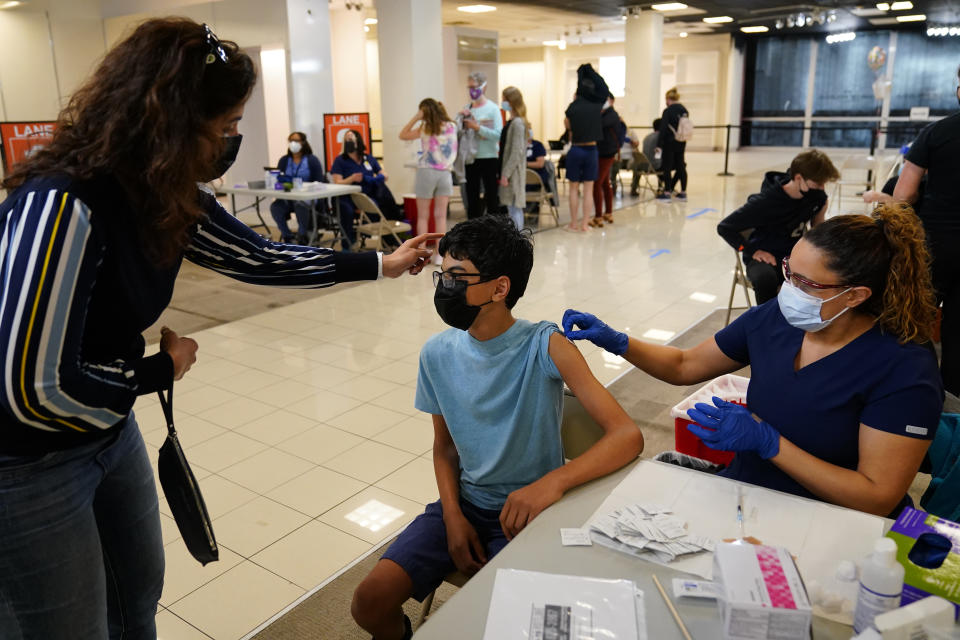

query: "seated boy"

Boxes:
[351, 217, 644, 640]
[716, 149, 840, 304]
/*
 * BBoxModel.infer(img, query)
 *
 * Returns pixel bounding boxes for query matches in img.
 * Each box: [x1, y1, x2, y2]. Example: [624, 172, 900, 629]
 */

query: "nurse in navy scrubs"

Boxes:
[564, 203, 943, 517]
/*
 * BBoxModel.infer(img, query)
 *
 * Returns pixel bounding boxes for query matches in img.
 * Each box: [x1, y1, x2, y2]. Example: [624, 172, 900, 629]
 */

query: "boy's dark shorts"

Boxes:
[382, 498, 508, 601]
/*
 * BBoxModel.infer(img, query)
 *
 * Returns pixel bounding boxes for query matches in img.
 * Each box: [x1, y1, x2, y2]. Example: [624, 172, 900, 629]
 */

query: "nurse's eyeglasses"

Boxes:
[781, 257, 848, 291]
[203, 24, 229, 65]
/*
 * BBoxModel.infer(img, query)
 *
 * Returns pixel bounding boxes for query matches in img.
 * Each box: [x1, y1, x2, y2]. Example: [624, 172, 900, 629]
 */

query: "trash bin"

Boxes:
[670, 374, 750, 465]
[402, 194, 436, 233]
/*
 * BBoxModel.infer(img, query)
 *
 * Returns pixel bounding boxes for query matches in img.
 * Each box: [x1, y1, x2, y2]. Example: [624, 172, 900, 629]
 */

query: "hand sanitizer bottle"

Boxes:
[853, 538, 905, 633]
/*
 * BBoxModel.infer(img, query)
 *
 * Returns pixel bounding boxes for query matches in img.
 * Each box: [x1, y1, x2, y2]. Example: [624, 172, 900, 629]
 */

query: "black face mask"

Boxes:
[344, 139, 359, 155]
[434, 279, 493, 330]
[202, 134, 242, 181]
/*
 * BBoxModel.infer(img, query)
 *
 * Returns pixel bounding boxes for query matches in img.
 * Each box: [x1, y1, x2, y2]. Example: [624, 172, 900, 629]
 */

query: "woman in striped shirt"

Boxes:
[0, 19, 438, 639]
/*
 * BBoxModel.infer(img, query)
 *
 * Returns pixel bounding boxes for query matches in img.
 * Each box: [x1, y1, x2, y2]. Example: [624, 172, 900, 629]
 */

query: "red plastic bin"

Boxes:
[402, 194, 436, 233]
[670, 374, 750, 466]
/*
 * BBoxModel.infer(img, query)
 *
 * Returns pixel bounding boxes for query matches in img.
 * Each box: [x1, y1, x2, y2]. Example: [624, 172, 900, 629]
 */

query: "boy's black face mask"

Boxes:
[433, 279, 494, 330]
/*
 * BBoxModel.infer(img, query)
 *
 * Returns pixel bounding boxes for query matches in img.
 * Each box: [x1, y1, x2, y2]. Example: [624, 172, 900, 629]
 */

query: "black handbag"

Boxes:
[157, 385, 219, 565]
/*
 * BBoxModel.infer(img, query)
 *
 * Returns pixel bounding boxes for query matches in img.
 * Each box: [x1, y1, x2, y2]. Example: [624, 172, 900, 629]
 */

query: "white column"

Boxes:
[624, 11, 663, 131]
[284, 0, 335, 148]
[329, 5, 368, 113]
[725, 38, 744, 152]
[543, 45, 562, 142]
[376, 0, 444, 196]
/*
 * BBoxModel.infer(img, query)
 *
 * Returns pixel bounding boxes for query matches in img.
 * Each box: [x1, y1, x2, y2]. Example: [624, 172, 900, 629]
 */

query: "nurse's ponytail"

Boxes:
[804, 202, 937, 343]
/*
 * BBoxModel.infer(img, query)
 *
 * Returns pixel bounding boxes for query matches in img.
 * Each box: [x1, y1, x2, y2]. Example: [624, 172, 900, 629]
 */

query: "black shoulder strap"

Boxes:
[157, 386, 175, 436]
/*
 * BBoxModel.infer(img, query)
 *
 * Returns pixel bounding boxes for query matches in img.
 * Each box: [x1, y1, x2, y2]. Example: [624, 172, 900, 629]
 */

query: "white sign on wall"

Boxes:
[910, 106, 930, 120]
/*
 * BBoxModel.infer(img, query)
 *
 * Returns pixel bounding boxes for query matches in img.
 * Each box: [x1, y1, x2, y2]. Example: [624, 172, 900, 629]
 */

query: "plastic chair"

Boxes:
[831, 154, 879, 214]
[417, 387, 618, 625]
[525, 169, 560, 228]
[920, 405, 960, 522]
[349, 193, 412, 252]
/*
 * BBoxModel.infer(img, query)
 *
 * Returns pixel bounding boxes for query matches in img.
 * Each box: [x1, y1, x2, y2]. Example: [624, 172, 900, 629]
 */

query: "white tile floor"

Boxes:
[148, 148, 858, 639]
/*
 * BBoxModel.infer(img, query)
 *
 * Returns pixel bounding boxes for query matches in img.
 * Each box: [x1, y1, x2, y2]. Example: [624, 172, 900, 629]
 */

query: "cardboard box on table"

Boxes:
[886, 507, 960, 618]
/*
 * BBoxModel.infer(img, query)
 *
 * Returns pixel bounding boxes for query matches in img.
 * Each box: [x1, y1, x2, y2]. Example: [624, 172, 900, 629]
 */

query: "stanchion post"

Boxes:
[717, 123, 734, 177]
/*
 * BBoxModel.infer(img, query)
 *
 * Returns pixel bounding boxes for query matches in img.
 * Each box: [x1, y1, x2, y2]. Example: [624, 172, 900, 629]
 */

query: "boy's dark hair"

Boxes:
[788, 149, 840, 185]
[438, 216, 534, 309]
[652, 118, 662, 130]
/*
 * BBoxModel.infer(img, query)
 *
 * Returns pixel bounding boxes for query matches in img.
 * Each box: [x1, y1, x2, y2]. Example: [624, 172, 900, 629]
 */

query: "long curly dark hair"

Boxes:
[2, 17, 256, 264]
[804, 202, 937, 343]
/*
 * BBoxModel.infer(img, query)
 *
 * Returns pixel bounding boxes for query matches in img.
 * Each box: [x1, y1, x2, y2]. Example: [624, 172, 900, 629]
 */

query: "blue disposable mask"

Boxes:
[777, 280, 852, 332]
[501, 101, 511, 112]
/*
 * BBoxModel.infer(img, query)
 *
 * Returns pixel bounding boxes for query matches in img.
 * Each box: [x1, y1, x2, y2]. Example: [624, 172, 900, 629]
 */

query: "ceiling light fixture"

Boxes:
[364, 17, 377, 25]
[0, 0, 21, 7]
[825, 31, 856, 43]
[679, 31, 688, 37]
[876, 2, 890, 10]
[890, 1, 913, 9]
[896, 13, 926, 21]
[741, 25, 769, 33]
[457, 4, 497, 13]
[703, 16, 733, 24]
[651, 3, 688, 11]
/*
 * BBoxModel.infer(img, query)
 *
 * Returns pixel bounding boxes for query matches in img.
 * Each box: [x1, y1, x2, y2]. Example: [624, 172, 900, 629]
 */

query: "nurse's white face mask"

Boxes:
[777, 280, 853, 332]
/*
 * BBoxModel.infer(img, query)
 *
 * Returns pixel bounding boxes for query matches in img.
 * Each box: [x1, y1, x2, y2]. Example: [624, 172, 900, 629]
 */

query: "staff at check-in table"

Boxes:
[565, 204, 943, 519]
[220, 181, 361, 247]
[414, 459, 890, 640]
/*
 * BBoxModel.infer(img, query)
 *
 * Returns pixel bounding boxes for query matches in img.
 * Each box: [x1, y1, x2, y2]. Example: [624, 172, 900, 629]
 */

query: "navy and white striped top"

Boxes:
[0, 174, 378, 454]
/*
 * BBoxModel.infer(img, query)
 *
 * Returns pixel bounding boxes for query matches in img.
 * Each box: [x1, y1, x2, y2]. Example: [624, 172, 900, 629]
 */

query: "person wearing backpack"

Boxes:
[656, 87, 691, 202]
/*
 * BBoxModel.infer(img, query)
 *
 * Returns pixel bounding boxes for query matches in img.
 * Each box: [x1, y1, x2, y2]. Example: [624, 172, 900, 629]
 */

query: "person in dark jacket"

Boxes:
[270, 131, 326, 244]
[716, 149, 840, 303]
[656, 87, 689, 202]
[590, 94, 621, 227]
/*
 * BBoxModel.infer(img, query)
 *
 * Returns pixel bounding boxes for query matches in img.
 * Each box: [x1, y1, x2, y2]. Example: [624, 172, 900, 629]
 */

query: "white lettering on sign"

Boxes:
[12, 124, 54, 138]
[331, 115, 361, 125]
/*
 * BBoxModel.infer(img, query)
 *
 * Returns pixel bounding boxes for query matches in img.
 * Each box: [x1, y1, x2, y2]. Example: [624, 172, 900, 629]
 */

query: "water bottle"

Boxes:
[853, 538, 905, 633]
[263, 170, 273, 190]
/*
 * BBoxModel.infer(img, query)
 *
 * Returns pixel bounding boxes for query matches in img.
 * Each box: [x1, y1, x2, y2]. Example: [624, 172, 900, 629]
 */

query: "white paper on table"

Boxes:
[481, 569, 647, 640]
[583, 461, 884, 590]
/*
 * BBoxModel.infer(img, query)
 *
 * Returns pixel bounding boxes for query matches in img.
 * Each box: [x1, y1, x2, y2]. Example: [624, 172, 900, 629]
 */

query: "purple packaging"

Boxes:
[887, 507, 960, 618]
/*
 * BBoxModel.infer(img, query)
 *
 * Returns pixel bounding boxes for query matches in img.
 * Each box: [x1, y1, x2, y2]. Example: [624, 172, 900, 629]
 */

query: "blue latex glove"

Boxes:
[685, 396, 781, 460]
[562, 309, 629, 356]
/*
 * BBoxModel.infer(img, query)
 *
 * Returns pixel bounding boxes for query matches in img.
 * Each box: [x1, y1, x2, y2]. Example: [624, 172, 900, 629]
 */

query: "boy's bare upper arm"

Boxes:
[432, 413, 453, 445]
[548, 332, 633, 434]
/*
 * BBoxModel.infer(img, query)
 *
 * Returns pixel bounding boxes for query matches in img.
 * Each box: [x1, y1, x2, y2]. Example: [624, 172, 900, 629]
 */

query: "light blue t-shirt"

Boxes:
[469, 99, 504, 160]
[415, 319, 564, 510]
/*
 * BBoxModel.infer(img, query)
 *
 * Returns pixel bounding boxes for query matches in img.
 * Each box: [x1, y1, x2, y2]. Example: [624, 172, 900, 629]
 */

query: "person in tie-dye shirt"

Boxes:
[400, 98, 458, 264]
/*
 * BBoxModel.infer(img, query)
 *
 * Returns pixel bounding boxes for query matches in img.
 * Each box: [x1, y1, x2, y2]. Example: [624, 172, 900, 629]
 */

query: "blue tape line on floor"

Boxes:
[649, 249, 671, 259]
[686, 208, 717, 219]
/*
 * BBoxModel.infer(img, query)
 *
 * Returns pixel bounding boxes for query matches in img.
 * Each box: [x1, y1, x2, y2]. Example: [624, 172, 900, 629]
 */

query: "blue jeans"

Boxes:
[269, 199, 315, 241]
[0, 416, 164, 639]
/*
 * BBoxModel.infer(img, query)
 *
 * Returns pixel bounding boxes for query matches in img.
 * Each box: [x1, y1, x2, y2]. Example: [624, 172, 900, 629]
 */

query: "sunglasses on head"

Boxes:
[203, 24, 228, 65]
